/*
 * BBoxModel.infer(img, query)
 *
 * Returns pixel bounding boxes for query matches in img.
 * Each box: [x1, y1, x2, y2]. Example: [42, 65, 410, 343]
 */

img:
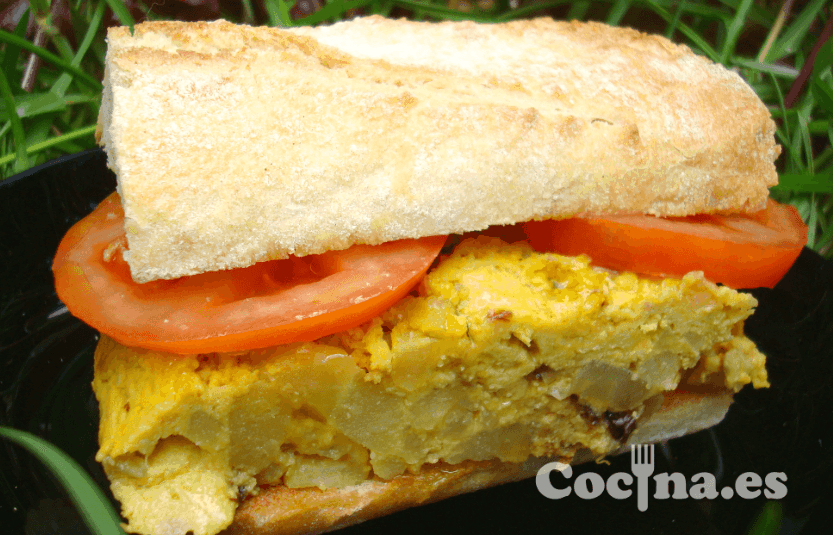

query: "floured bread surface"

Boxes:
[98, 17, 779, 282]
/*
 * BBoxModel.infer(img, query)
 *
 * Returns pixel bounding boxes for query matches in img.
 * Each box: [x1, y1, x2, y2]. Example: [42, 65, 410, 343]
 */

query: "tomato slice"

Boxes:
[523, 199, 807, 289]
[53, 193, 446, 354]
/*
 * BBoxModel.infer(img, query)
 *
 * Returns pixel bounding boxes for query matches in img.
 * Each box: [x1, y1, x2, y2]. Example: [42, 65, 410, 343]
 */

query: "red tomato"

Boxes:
[53, 193, 446, 354]
[523, 199, 807, 289]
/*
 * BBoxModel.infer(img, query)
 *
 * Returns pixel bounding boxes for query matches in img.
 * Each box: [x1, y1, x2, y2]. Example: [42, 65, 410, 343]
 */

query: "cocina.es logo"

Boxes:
[536, 444, 787, 511]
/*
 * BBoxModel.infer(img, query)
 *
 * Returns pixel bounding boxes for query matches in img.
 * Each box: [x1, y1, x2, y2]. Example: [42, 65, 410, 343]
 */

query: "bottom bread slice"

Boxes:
[92, 237, 767, 535]
[227, 390, 733, 535]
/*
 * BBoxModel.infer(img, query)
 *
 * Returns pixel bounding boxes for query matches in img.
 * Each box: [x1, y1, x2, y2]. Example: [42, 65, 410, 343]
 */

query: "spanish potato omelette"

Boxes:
[93, 237, 767, 535]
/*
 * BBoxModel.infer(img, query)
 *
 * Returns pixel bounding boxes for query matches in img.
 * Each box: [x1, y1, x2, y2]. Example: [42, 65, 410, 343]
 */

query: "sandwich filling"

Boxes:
[93, 237, 768, 535]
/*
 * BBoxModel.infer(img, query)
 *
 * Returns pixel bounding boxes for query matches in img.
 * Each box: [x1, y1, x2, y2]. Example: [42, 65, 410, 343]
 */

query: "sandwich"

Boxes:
[51, 16, 807, 535]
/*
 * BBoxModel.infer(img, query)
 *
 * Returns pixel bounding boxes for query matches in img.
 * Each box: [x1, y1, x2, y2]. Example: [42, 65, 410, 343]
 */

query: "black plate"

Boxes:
[1, 150, 832, 535]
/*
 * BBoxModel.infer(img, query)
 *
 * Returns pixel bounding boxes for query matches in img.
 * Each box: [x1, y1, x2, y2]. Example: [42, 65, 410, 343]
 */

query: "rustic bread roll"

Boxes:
[97, 17, 779, 283]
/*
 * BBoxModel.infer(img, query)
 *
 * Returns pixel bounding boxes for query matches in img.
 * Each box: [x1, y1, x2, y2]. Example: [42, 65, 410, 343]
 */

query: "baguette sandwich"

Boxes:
[52, 16, 807, 535]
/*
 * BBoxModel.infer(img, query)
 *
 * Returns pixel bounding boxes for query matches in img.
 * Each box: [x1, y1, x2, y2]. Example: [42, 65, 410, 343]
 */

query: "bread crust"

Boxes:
[226, 390, 732, 535]
[98, 17, 779, 282]
[227, 459, 542, 535]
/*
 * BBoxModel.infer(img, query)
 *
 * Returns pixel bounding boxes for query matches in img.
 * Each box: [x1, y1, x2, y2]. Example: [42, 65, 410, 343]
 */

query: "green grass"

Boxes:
[1, 0, 831, 256]
[1, 3, 826, 532]
[0, 426, 126, 535]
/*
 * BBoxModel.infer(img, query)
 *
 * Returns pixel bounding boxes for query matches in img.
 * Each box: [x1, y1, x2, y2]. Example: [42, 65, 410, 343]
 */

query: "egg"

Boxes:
[93, 236, 767, 535]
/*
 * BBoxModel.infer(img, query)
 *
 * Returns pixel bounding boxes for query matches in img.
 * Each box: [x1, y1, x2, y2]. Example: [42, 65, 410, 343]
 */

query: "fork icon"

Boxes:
[631, 444, 655, 512]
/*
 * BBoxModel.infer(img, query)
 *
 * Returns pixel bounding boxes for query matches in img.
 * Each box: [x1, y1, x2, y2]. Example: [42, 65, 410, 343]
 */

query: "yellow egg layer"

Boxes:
[93, 237, 768, 535]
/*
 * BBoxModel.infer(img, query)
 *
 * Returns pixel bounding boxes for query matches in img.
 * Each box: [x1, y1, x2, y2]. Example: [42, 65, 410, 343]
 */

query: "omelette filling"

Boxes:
[93, 237, 768, 535]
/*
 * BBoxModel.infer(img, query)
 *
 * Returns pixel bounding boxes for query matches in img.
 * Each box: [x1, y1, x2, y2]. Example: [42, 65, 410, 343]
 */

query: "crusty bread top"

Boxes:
[98, 17, 779, 282]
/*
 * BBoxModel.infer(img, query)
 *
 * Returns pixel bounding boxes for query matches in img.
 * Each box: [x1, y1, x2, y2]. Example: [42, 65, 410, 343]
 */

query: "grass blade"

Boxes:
[261, 0, 280, 26]
[52, 0, 106, 97]
[0, 70, 28, 172]
[650, 0, 732, 21]
[785, 107, 813, 174]
[0, 124, 97, 168]
[0, 31, 102, 90]
[813, 39, 833, 80]
[294, 0, 378, 25]
[732, 57, 798, 78]
[817, 208, 833, 256]
[770, 73, 791, 154]
[816, 145, 833, 170]
[0, 92, 66, 118]
[767, 0, 827, 62]
[393, 0, 495, 23]
[103, 0, 135, 30]
[756, 0, 793, 62]
[0, 426, 125, 535]
[375, 0, 395, 17]
[807, 194, 817, 248]
[747, 501, 783, 535]
[663, 0, 685, 40]
[276, 0, 295, 27]
[262, 0, 294, 27]
[644, 0, 720, 62]
[1, 7, 30, 87]
[720, 0, 754, 64]
[773, 171, 833, 193]
[813, 77, 833, 115]
[24, 114, 52, 148]
[785, 12, 833, 107]
[567, 1, 591, 21]
[606, 0, 632, 26]
[497, 0, 576, 22]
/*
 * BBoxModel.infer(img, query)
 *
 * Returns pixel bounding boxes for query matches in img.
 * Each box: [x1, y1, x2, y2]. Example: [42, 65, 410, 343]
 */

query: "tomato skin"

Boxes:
[523, 199, 807, 289]
[53, 193, 446, 354]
